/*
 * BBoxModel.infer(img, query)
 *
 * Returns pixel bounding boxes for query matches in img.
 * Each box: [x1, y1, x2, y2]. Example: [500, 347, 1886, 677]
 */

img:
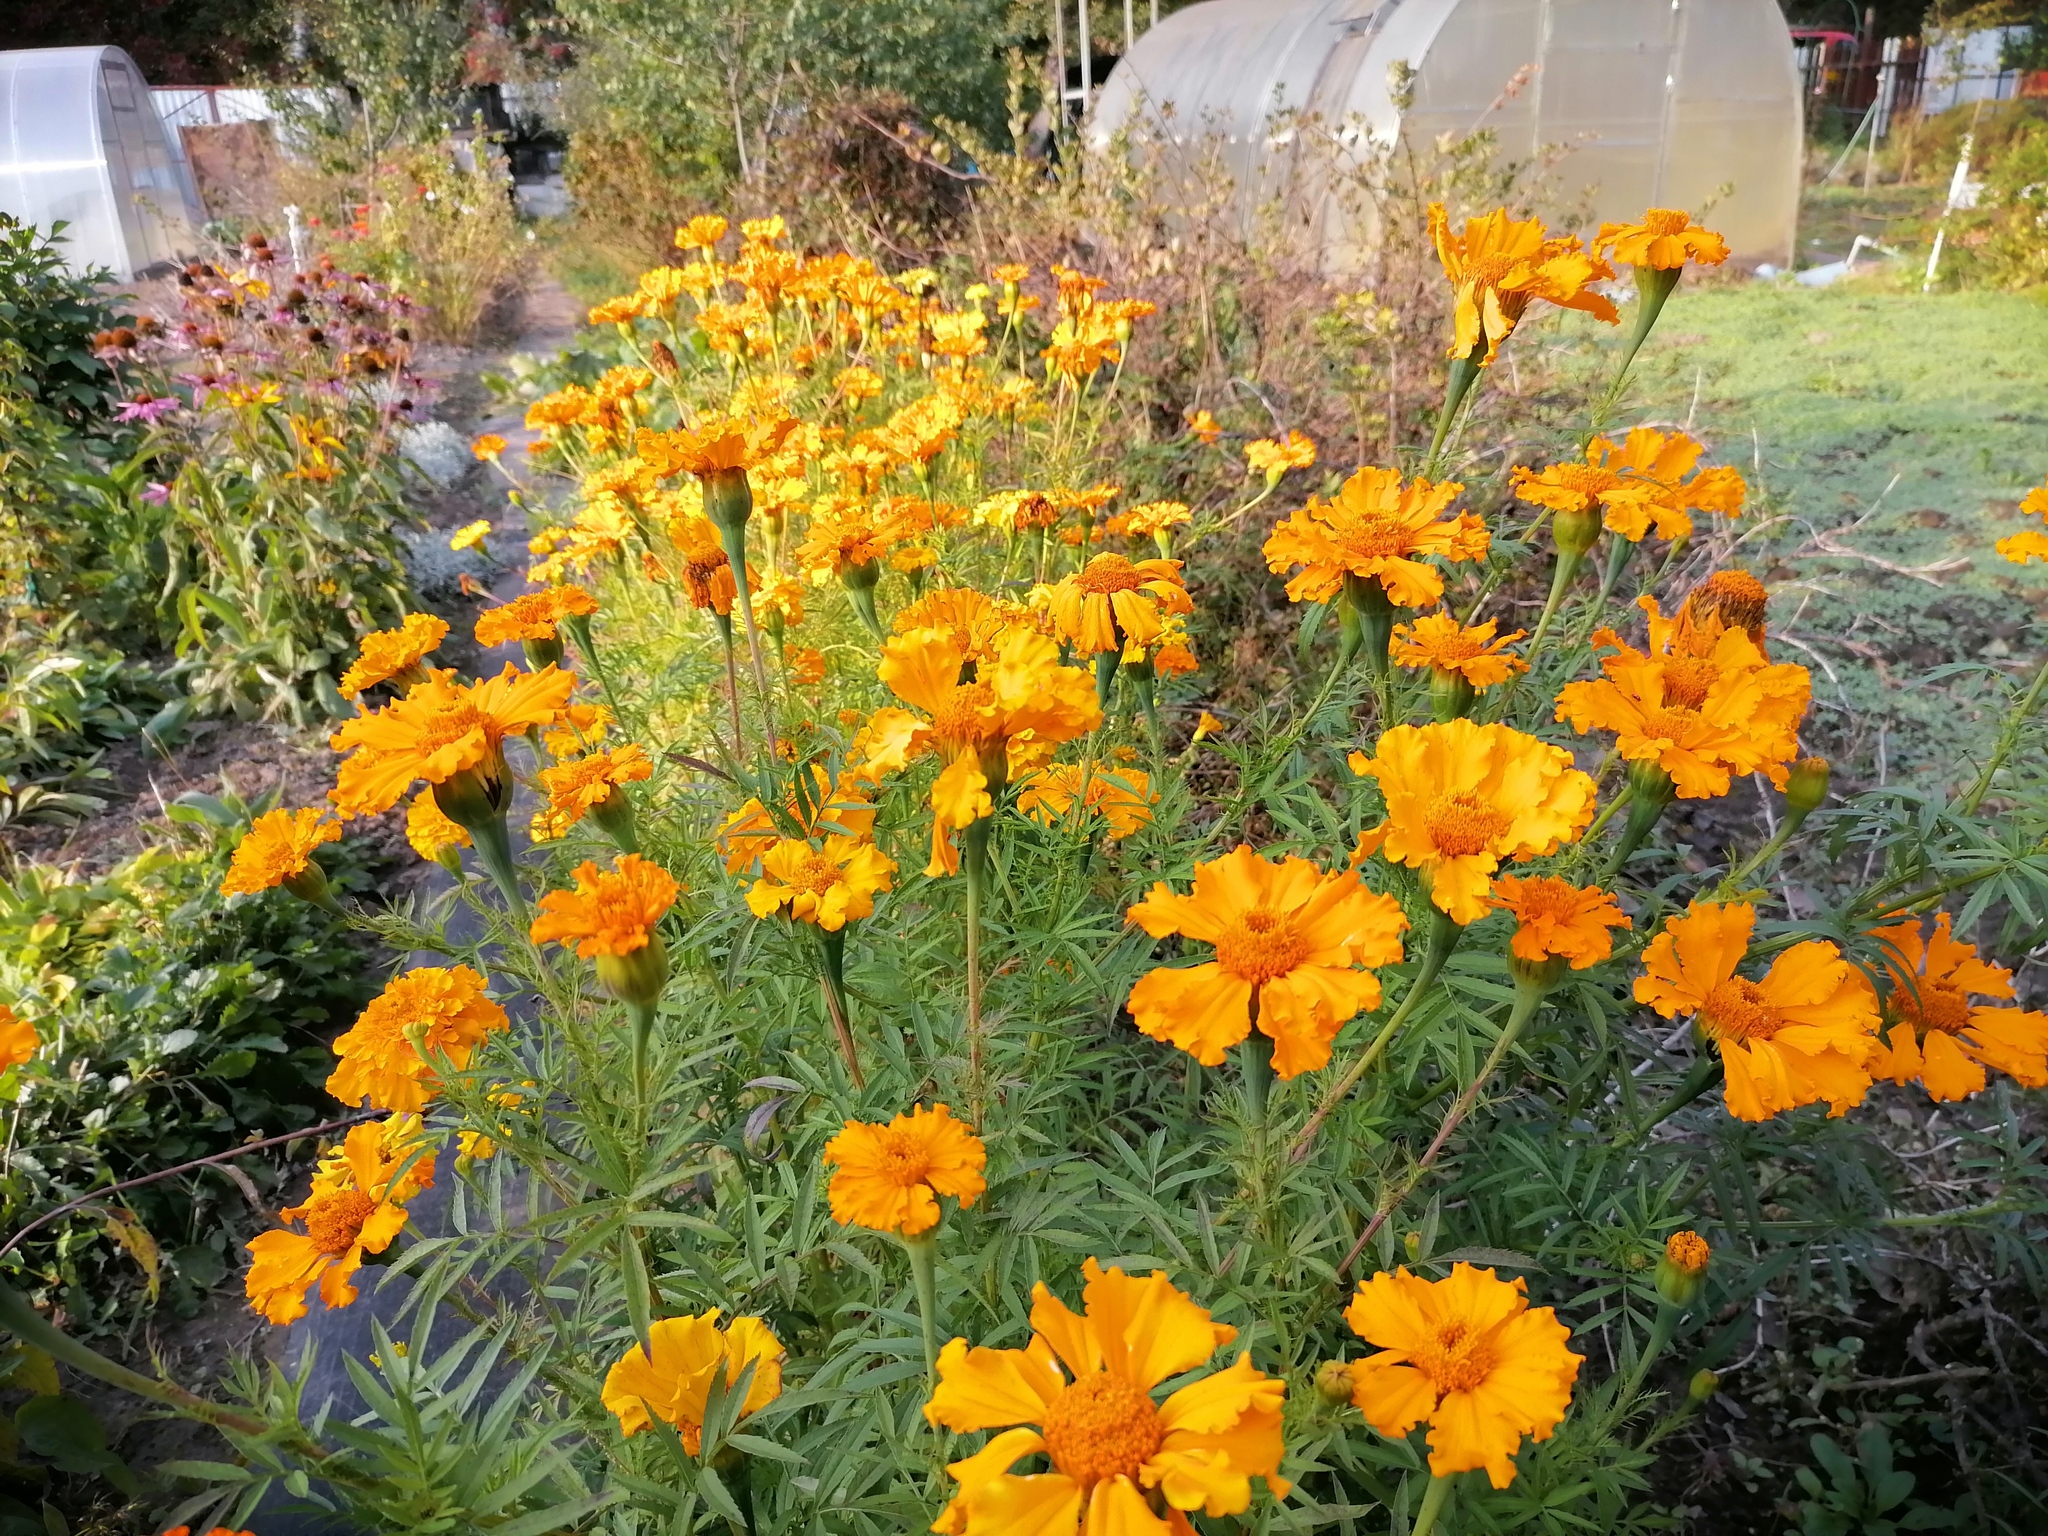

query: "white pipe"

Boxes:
[1080, 0, 1093, 102]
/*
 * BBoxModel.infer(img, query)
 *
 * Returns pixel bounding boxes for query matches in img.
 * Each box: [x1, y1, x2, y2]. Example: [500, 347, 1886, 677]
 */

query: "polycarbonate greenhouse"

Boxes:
[0, 46, 206, 280]
[1091, 0, 1802, 268]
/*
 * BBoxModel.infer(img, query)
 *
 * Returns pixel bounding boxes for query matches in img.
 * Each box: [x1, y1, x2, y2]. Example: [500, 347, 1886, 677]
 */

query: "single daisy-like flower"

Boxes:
[1512, 428, 1744, 545]
[1123, 500, 1192, 539]
[330, 664, 576, 819]
[337, 612, 449, 699]
[1594, 208, 1730, 271]
[1859, 912, 2048, 1102]
[1043, 553, 1193, 656]
[449, 520, 491, 553]
[243, 1118, 424, 1325]
[1016, 763, 1154, 840]
[1126, 845, 1408, 1078]
[474, 585, 599, 647]
[1390, 613, 1527, 690]
[1343, 1262, 1584, 1487]
[822, 1104, 986, 1235]
[745, 834, 897, 931]
[1635, 901, 1879, 1121]
[924, 1258, 1289, 1535]
[405, 790, 470, 862]
[1263, 467, 1487, 610]
[1488, 876, 1630, 969]
[530, 743, 653, 842]
[675, 213, 729, 252]
[1244, 429, 1316, 484]
[1429, 202, 1619, 366]
[1192, 709, 1226, 743]
[637, 413, 799, 480]
[0, 1005, 38, 1071]
[601, 1309, 783, 1452]
[530, 854, 680, 959]
[1350, 721, 1598, 926]
[1187, 408, 1222, 444]
[327, 965, 510, 1114]
[471, 433, 508, 462]
[221, 808, 340, 898]
[793, 502, 918, 585]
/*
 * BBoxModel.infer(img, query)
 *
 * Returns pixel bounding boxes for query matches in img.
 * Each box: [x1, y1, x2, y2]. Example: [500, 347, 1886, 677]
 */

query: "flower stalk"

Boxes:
[1411, 1471, 1456, 1536]
[962, 814, 994, 1126]
[1423, 343, 1486, 476]
[901, 1231, 942, 1381]
[816, 928, 865, 1088]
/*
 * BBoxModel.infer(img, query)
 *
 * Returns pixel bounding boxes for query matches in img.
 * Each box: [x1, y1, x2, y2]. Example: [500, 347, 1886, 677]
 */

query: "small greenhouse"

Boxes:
[1090, 0, 1802, 269]
[0, 46, 206, 280]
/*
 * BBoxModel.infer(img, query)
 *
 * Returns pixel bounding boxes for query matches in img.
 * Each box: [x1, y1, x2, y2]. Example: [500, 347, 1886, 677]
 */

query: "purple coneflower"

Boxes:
[115, 394, 182, 424]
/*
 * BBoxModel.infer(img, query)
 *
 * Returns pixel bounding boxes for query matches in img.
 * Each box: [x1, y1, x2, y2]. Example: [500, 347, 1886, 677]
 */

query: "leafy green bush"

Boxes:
[1951, 122, 2048, 291]
[0, 217, 123, 425]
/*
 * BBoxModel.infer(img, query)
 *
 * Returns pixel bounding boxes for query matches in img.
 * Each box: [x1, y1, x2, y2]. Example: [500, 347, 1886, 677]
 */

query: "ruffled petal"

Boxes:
[925, 1338, 1064, 1432]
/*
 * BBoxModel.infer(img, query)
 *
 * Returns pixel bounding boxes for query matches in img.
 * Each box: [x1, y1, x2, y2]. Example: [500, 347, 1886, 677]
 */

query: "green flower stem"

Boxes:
[1615, 1053, 1724, 1150]
[562, 613, 627, 734]
[1602, 778, 1675, 883]
[1568, 536, 1637, 648]
[465, 813, 529, 929]
[962, 815, 993, 1127]
[1289, 909, 1463, 1164]
[1410, 1471, 1455, 1536]
[1617, 1301, 1685, 1412]
[1605, 265, 1684, 409]
[902, 1232, 942, 1383]
[1423, 345, 1486, 477]
[1092, 648, 1120, 710]
[817, 927, 865, 1088]
[1961, 649, 2048, 813]
[1240, 1028, 1274, 1130]
[1713, 821, 1794, 901]
[1528, 542, 1590, 656]
[628, 999, 657, 1114]
[715, 613, 746, 757]
[591, 787, 640, 854]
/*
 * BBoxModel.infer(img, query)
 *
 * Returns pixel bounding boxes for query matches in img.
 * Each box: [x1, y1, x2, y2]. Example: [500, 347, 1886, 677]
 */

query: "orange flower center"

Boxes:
[1460, 252, 1519, 290]
[1889, 976, 1972, 1038]
[930, 682, 997, 744]
[1330, 510, 1415, 561]
[1637, 704, 1701, 744]
[1546, 464, 1617, 505]
[414, 702, 489, 755]
[1413, 1318, 1499, 1395]
[1643, 209, 1692, 237]
[1214, 907, 1310, 985]
[1076, 554, 1146, 595]
[1659, 655, 1719, 711]
[873, 1126, 934, 1189]
[303, 1188, 377, 1256]
[791, 853, 844, 897]
[1687, 570, 1768, 636]
[1424, 632, 1486, 666]
[1665, 1229, 1711, 1274]
[1424, 792, 1512, 858]
[1702, 977, 1780, 1042]
[1040, 1372, 1164, 1489]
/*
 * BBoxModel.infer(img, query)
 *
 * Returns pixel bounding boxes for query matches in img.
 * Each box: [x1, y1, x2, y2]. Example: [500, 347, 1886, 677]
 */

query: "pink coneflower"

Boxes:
[115, 394, 181, 423]
[141, 482, 171, 505]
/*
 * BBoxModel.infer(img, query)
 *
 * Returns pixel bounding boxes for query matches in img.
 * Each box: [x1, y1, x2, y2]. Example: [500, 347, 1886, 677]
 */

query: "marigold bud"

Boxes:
[649, 340, 679, 381]
[595, 928, 670, 1009]
[1403, 1230, 1423, 1262]
[1314, 1360, 1355, 1406]
[1656, 1229, 1710, 1308]
[1552, 505, 1602, 557]
[703, 466, 752, 537]
[523, 634, 565, 672]
[1784, 756, 1829, 824]
[1688, 1368, 1720, 1403]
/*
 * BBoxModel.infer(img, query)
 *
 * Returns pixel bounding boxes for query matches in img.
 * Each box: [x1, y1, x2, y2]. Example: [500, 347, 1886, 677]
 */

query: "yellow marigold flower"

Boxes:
[530, 853, 679, 958]
[794, 503, 917, 584]
[822, 1103, 985, 1234]
[473, 585, 598, 648]
[1391, 613, 1527, 689]
[1121, 500, 1192, 539]
[1127, 844, 1408, 1078]
[1512, 428, 1742, 544]
[0, 1005, 39, 1071]
[1243, 429, 1316, 483]
[1044, 553, 1194, 656]
[471, 433, 507, 463]
[544, 701, 613, 758]
[929, 310, 988, 358]
[1429, 202, 1619, 365]
[1683, 568, 1771, 648]
[221, 808, 340, 898]
[2022, 476, 2048, 519]
[991, 261, 1029, 285]
[1665, 1230, 1710, 1274]
[1192, 709, 1226, 743]
[450, 520, 491, 553]
[925, 1258, 1290, 1533]
[1594, 208, 1730, 271]
[741, 214, 787, 243]
[832, 364, 883, 404]
[717, 768, 876, 874]
[588, 294, 648, 326]
[1857, 912, 2048, 1102]
[1555, 595, 1809, 799]
[1016, 763, 1154, 840]
[327, 965, 510, 1114]
[1263, 467, 1486, 609]
[244, 1118, 421, 1325]
[786, 645, 826, 685]
[530, 744, 653, 842]
[1350, 721, 1598, 926]
[1147, 614, 1199, 677]
[405, 791, 470, 861]
[638, 414, 800, 480]
[338, 612, 449, 699]
[602, 1309, 783, 1452]
[868, 626, 1102, 876]
[663, 513, 739, 615]
[330, 664, 576, 819]
[1343, 1262, 1583, 1487]
[1187, 408, 1222, 444]
[745, 834, 896, 930]
[676, 214, 729, 251]
[1635, 900, 1879, 1121]
[1488, 876, 1630, 969]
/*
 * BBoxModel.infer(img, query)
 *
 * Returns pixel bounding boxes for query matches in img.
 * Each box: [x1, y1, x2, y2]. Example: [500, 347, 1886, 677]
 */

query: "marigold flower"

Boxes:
[823, 1104, 985, 1235]
[717, 766, 877, 873]
[530, 744, 652, 842]
[783, 645, 826, 685]
[1429, 202, 1619, 365]
[338, 612, 449, 699]
[474, 585, 599, 647]
[222, 808, 341, 898]
[1635, 901, 1879, 1121]
[676, 214, 729, 251]
[244, 1119, 422, 1325]
[1192, 710, 1225, 743]
[746, 834, 897, 931]
[1121, 500, 1192, 540]
[544, 701, 613, 758]
[330, 664, 576, 819]
[1244, 429, 1315, 483]
[1186, 408, 1222, 444]
[1351, 721, 1597, 925]
[327, 965, 510, 1113]
[471, 433, 507, 462]
[1343, 1262, 1583, 1487]
[0, 1006, 38, 1071]
[1127, 845, 1407, 1078]
[868, 626, 1102, 876]
[405, 790, 470, 862]
[449, 520, 491, 553]
[1858, 912, 2048, 1101]
[1263, 467, 1486, 609]
[530, 854, 680, 959]
[1512, 428, 1742, 544]
[794, 502, 917, 584]
[1683, 568, 1770, 647]
[602, 1309, 783, 1452]
[664, 513, 739, 614]
[2022, 476, 2048, 519]
[638, 413, 800, 480]
[1391, 613, 1527, 689]
[1594, 209, 1730, 271]
[1044, 553, 1194, 656]
[1489, 876, 1629, 969]
[1016, 762, 1154, 840]
[835, 364, 883, 402]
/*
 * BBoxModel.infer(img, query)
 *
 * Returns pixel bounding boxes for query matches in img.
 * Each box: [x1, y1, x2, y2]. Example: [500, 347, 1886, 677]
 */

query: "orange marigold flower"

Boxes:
[531, 853, 678, 960]
[405, 790, 470, 861]
[1192, 709, 1226, 743]
[924, 1258, 1289, 1533]
[786, 645, 826, 685]
[1594, 209, 1730, 271]
[1344, 1262, 1583, 1487]
[794, 502, 917, 584]
[0, 1005, 39, 1071]
[329, 664, 576, 819]
[1127, 845, 1407, 1078]
[1186, 408, 1222, 444]
[327, 965, 510, 1114]
[2021, 476, 2048, 519]
[1244, 429, 1316, 482]
[1044, 553, 1194, 655]
[544, 701, 613, 758]
[746, 834, 897, 930]
[1488, 876, 1629, 969]
[1429, 202, 1619, 365]
[1016, 762, 1154, 840]
[665, 513, 739, 614]
[1683, 568, 1771, 647]
[1996, 529, 2048, 565]
[531, 743, 652, 841]
[716, 766, 876, 873]
[1858, 912, 2048, 1102]
[1665, 1230, 1710, 1275]
[222, 808, 340, 898]
[602, 1309, 783, 1452]
[471, 433, 507, 462]
[1635, 901, 1879, 1121]
[637, 413, 799, 480]
[1512, 428, 1743, 544]
[449, 520, 491, 553]
[675, 214, 729, 251]
[338, 612, 448, 699]
[1391, 613, 1528, 689]
[244, 1118, 422, 1325]
[1350, 721, 1597, 925]
[1121, 500, 1192, 539]
[823, 1103, 985, 1234]
[1263, 467, 1487, 609]
[474, 585, 599, 647]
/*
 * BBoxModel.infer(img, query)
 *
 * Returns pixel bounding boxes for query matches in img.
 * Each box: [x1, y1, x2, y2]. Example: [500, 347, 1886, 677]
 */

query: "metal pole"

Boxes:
[1151, 0, 1158, 24]
[1125, 0, 1134, 53]
[1079, 0, 1093, 103]
[1051, 0, 1066, 113]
